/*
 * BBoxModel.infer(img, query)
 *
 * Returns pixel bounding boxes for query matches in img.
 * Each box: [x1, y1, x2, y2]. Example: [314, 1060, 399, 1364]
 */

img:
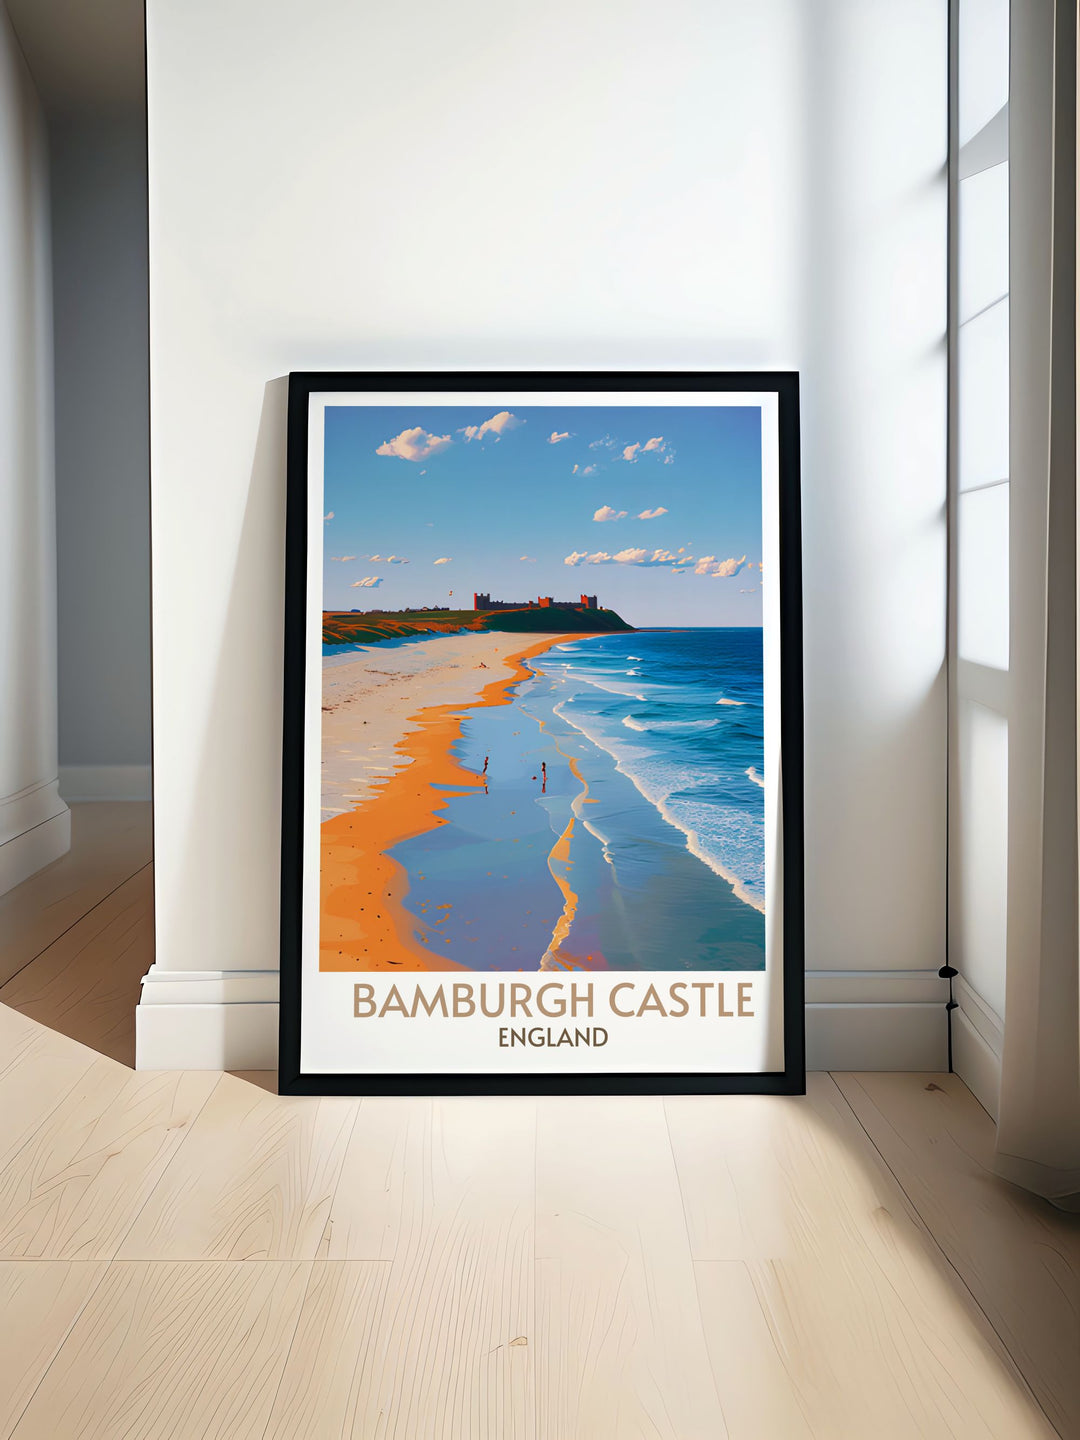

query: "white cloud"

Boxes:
[713, 555, 750, 578]
[365, 553, 409, 564]
[663, 454, 674, 465]
[351, 576, 382, 588]
[329, 555, 357, 561]
[433, 556, 452, 565]
[375, 427, 452, 462]
[572, 463, 598, 477]
[618, 436, 667, 463]
[565, 546, 681, 568]
[637, 507, 668, 520]
[693, 554, 750, 578]
[565, 546, 748, 574]
[324, 511, 335, 521]
[459, 410, 522, 443]
[520, 554, 537, 562]
[548, 430, 571, 444]
[593, 505, 627, 522]
[588, 435, 615, 450]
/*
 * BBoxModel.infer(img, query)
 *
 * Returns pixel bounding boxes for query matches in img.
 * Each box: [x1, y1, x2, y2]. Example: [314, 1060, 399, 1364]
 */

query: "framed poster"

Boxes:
[279, 373, 803, 1095]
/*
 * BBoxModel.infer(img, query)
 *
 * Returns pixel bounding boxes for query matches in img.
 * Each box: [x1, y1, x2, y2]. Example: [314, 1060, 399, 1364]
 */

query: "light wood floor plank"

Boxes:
[263, 1262, 392, 1440]
[535, 1096, 728, 1439]
[298, 1098, 535, 1438]
[327, 1095, 536, 1260]
[0, 1063, 217, 1259]
[835, 1070, 1080, 1437]
[697, 1253, 1054, 1440]
[11, 1260, 309, 1440]
[0, 1260, 107, 1438]
[664, 1092, 805, 1261]
[0, 1007, 97, 1175]
[0, 867, 152, 1067]
[692, 1261, 815, 1440]
[671, 1076, 1054, 1438]
[116, 1074, 357, 1260]
[0, 803, 151, 988]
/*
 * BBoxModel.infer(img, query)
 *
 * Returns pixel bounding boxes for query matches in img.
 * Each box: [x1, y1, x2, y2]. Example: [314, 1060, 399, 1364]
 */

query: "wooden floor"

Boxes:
[0, 805, 1077, 1438]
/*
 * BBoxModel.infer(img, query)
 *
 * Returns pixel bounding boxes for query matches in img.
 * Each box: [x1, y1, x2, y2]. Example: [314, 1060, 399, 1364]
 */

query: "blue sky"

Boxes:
[322, 403, 763, 627]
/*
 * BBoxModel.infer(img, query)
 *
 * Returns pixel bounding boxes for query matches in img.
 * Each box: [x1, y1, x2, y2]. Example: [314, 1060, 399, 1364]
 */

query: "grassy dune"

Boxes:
[323, 606, 633, 646]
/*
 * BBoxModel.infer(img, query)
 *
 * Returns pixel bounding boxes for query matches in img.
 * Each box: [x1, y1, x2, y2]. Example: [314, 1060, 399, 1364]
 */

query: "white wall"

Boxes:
[0, 1, 69, 898]
[141, 0, 948, 1069]
[51, 113, 152, 801]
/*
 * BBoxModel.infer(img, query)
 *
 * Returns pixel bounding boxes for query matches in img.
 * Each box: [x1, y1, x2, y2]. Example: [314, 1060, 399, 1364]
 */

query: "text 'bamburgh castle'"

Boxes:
[473, 593, 599, 611]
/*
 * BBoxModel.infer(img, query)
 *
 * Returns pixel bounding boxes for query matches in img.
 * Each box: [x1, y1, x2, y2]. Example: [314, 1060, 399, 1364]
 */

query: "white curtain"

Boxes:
[992, 0, 1080, 1208]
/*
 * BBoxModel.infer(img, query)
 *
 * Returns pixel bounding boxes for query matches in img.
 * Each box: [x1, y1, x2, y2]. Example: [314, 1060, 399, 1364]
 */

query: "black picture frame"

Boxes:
[279, 371, 804, 1096]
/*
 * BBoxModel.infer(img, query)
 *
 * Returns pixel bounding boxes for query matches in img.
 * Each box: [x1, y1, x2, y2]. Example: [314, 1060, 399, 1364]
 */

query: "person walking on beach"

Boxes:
[482, 756, 489, 775]
[541, 761, 547, 793]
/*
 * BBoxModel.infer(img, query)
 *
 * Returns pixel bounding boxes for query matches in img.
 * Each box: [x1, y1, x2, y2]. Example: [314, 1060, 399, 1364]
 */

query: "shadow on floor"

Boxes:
[227, 1070, 279, 1093]
[0, 802, 153, 1067]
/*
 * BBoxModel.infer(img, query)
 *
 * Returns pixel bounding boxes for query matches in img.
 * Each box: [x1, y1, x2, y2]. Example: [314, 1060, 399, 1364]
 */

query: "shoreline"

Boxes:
[543, 682, 767, 918]
[321, 631, 569, 819]
[320, 633, 598, 972]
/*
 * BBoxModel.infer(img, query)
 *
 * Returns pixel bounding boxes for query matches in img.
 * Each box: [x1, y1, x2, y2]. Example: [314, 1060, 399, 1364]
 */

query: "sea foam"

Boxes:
[534, 630, 766, 912]
[557, 705, 765, 912]
[623, 716, 720, 734]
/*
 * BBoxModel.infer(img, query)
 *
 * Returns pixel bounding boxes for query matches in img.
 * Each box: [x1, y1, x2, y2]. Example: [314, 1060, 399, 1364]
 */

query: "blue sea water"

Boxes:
[388, 628, 766, 973]
[533, 629, 765, 907]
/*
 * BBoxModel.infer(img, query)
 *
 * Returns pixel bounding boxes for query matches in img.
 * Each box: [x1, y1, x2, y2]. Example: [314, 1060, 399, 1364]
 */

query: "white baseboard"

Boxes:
[139, 965, 278, 1005]
[953, 977, 1002, 1117]
[807, 1002, 948, 1070]
[137, 1001, 278, 1071]
[0, 779, 71, 896]
[136, 966, 278, 1069]
[135, 966, 950, 1074]
[59, 764, 152, 802]
[806, 967, 948, 1071]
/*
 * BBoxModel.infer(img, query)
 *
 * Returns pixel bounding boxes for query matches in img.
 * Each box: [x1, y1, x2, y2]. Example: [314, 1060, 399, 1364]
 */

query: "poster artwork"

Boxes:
[280, 376, 803, 1094]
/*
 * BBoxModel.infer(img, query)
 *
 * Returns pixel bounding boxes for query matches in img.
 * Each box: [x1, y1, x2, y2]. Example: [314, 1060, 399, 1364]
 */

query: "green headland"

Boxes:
[323, 604, 634, 647]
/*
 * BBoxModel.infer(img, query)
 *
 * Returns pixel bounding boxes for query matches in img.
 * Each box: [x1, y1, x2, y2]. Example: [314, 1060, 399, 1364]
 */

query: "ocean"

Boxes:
[389, 628, 766, 972]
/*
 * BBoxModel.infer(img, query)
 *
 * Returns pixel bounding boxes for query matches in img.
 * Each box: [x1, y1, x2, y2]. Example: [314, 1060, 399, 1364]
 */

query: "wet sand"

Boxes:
[320, 633, 591, 972]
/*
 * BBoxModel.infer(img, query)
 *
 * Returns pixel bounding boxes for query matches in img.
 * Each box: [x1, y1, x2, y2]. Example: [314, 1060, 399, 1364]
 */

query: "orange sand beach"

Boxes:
[320, 633, 597, 971]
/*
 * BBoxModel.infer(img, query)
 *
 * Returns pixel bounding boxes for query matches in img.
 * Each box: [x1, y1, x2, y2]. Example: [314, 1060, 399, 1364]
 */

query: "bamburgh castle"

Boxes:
[473, 593, 599, 611]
